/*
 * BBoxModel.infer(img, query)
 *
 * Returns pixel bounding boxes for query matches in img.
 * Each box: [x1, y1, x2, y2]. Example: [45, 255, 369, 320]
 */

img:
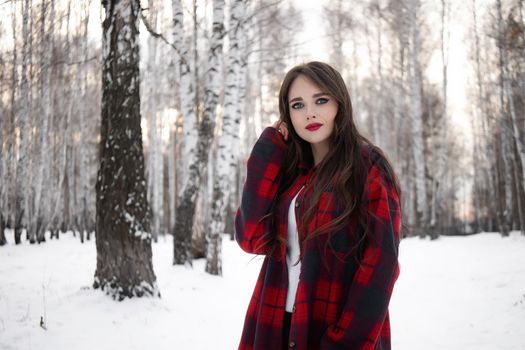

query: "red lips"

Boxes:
[305, 123, 322, 131]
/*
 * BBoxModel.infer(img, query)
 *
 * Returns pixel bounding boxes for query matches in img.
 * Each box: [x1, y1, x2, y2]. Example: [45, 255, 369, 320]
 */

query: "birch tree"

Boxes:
[471, 0, 497, 232]
[0, 43, 5, 244]
[429, 0, 450, 235]
[206, 0, 247, 275]
[77, 0, 94, 241]
[500, 0, 525, 234]
[495, 0, 513, 236]
[323, 0, 352, 71]
[0, 13, 6, 244]
[173, 0, 225, 266]
[94, 0, 158, 299]
[4, 0, 19, 240]
[172, 0, 198, 199]
[144, 0, 163, 240]
[14, 0, 32, 244]
[31, 0, 54, 243]
[407, 0, 429, 231]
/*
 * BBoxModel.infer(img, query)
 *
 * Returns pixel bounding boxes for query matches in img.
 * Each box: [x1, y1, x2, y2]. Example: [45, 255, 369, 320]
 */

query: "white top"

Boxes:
[285, 186, 304, 312]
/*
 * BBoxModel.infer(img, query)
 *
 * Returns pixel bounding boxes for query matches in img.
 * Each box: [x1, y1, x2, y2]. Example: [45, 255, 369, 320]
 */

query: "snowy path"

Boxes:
[1, 231, 524, 350]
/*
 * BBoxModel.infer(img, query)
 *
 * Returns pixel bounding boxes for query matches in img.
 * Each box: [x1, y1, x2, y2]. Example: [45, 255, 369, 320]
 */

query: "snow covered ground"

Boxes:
[1, 231, 524, 350]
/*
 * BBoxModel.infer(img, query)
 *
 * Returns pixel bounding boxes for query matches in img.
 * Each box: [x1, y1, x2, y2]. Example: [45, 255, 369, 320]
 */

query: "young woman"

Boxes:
[235, 61, 402, 350]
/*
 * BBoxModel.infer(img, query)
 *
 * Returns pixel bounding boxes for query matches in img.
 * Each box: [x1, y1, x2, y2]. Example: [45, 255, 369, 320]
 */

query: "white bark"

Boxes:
[15, 0, 32, 242]
[323, 0, 350, 71]
[0, 59, 4, 235]
[232, 19, 248, 188]
[64, 0, 77, 233]
[33, 0, 54, 242]
[76, 0, 92, 239]
[206, 0, 246, 275]
[173, 0, 225, 266]
[501, 0, 524, 234]
[408, 0, 428, 226]
[505, 78, 525, 195]
[496, 0, 525, 199]
[47, 0, 72, 234]
[430, 0, 450, 229]
[496, 0, 513, 235]
[374, 1, 384, 147]
[502, 134, 513, 228]
[472, 0, 497, 228]
[167, 126, 177, 231]
[145, 3, 162, 239]
[6, 0, 18, 231]
[171, 0, 197, 195]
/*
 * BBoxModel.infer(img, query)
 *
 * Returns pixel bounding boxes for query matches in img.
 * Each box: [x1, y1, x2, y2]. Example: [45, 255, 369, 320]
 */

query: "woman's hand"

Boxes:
[271, 120, 289, 141]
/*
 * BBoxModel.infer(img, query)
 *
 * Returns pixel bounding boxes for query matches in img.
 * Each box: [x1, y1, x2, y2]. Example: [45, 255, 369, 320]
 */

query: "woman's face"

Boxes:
[288, 75, 338, 150]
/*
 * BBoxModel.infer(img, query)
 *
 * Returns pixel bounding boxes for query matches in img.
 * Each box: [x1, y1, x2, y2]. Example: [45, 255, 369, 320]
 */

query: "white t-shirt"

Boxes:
[285, 186, 304, 312]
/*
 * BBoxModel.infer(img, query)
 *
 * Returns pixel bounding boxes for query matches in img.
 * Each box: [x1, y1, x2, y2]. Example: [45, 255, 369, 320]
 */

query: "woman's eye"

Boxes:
[291, 102, 304, 109]
[316, 98, 329, 105]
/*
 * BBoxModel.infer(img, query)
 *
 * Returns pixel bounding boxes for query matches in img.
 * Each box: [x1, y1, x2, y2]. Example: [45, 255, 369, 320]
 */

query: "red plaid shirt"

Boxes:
[235, 127, 401, 350]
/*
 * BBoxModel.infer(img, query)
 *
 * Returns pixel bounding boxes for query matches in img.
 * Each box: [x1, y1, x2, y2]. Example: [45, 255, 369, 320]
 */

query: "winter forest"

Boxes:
[1, 0, 525, 348]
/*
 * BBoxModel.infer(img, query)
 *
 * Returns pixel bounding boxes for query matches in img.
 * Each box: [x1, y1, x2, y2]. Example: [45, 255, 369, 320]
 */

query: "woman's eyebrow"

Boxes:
[289, 96, 303, 103]
[289, 92, 328, 103]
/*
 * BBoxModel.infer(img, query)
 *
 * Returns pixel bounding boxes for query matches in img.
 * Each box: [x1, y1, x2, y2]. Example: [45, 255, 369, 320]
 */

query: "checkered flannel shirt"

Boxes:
[235, 127, 401, 350]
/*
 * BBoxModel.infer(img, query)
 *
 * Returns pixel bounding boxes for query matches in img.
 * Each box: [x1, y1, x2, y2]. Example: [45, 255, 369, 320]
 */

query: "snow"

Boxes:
[391, 232, 525, 349]
[1, 231, 524, 350]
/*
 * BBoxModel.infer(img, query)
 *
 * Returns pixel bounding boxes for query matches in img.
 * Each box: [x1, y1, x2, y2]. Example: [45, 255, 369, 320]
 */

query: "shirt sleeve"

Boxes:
[234, 127, 287, 255]
[320, 161, 402, 350]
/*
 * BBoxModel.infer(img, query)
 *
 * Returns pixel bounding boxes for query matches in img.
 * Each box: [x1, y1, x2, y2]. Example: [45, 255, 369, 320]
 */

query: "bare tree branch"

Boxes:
[139, 7, 190, 67]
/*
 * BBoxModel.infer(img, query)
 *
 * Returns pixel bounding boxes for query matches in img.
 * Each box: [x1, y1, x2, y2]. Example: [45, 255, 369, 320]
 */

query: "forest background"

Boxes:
[1, 0, 525, 348]
[0, 0, 524, 342]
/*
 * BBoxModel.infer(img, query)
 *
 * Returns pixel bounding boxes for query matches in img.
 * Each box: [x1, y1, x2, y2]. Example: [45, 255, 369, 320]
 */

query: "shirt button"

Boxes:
[295, 201, 300, 208]
[289, 341, 296, 348]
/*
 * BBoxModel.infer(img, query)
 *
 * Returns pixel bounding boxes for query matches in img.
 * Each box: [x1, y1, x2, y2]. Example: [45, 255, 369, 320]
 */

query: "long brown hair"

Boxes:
[273, 61, 402, 262]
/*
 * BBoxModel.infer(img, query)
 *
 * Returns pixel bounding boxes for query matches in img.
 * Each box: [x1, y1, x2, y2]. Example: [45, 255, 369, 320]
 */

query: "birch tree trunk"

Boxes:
[0, 55, 4, 244]
[49, 0, 73, 239]
[94, 0, 159, 300]
[77, 0, 93, 240]
[32, 0, 54, 243]
[145, 1, 162, 240]
[192, 0, 200, 119]
[74, 14, 84, 242]
[500, 18, 525, 229]
[324, 0, 349, 71]
[388, 0, 412, 232]
[167, 127, 177, 234]
[373, 1, 384, 147]
[0, 208, 5, 246]
[360, 2, 381, 143]
[206, 0, 246, 275]
[472, 0, 498, 231]
[5, 0, 19, 236]
[494, 134, 510, 235]
[510, 134, 525, 235]
[408, 0, 428, 230]
[430, 0, 450, 235]
[173, 0, 225, 266]
[14, 0, 32, 244]
[495, 0, 512, 236]
[502, 135, 514, 234]
[171, 0, 198, 197]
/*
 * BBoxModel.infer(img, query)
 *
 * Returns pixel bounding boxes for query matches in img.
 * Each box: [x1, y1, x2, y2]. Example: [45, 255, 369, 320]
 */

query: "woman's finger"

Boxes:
[280, 122, 288, 141]
[270, 121, 289, 141]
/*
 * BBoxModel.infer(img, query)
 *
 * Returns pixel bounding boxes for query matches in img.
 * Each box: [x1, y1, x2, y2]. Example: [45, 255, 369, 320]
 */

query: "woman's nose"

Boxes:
[306, 109, 316, 120]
